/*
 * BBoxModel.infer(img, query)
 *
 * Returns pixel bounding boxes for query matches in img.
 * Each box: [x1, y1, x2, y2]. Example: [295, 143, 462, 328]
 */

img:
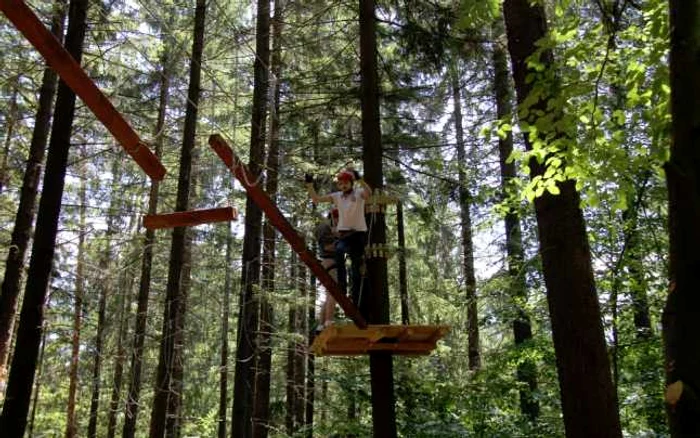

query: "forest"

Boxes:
[0, 0, 699, 437]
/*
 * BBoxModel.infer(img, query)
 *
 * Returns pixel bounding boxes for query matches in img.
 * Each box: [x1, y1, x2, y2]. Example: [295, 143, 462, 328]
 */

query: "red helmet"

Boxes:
[336, 170, 354, 182]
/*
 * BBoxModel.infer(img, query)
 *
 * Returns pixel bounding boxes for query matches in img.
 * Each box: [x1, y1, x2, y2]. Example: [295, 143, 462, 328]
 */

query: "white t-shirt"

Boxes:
[330, 188, 367, 232]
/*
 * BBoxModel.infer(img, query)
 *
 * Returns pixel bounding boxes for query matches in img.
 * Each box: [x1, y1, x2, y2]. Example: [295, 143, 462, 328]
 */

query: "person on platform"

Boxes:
[305, 169, 372, 307]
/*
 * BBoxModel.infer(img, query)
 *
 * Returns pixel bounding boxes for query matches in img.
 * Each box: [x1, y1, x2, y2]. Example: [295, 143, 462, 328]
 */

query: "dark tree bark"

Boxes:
[218, 220, 233, 438]
[491, 15, 539, 421]
[0, 0, 89, 434]
[149, 1, 205, 435]
[359, 0, 397, 437]
[663, 1, 700, 436]
[451, 66, 480, 370]
[107, 255, 135, 438]
[27, 327, 48, 438]
[87, 159, 121, 438]
[0, 0, 65, 377]
[168, 235, 193, 438]
[230, 0, 269, 435]
[396, 202, 410, 325]
[502, 1, 622, 437]
[285, 254, 307, 436]
[252, 2, 282, 435]
[65, 155, 87, 438]
[122, 51, 169, 438]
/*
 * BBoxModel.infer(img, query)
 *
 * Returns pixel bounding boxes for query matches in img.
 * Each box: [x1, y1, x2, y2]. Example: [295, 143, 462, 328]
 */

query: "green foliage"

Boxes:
[0, 0, 674, 436]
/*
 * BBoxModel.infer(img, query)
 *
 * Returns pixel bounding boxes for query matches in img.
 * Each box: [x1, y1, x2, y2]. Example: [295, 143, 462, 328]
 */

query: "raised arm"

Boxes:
[351, 170, 372, 199]
[305, 174, 333, 203]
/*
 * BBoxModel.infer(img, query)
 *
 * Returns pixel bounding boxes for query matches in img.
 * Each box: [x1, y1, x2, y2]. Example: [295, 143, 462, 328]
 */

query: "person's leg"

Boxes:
[320, 258, 337, 326]
[348, 232, 366, 306]
[334, 237, 349, 295]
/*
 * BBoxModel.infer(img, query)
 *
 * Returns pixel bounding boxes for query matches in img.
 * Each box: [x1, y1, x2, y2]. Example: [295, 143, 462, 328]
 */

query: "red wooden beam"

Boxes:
[209, 134, 367, 329]
[0, 0, 166, 181]
[144, 207, 238, 230]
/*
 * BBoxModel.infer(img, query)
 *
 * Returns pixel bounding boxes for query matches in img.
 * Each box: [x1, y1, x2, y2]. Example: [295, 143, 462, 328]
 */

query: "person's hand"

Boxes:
[305, 173, 314, 184]
[351, 170, 361, 181]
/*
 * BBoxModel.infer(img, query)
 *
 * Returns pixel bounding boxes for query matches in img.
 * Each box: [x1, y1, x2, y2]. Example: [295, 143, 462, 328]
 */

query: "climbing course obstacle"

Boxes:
[0, 0, 165, 180]
[209, 134, 368, 329]
[144, 207, 238, 230]
[311, 324, 449, 356]
[209, 134, 450, 356]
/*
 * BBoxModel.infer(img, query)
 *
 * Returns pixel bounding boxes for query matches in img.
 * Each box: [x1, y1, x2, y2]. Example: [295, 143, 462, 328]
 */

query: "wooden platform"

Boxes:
[144, 207, 237, 229]
[311, 324, 449, 356]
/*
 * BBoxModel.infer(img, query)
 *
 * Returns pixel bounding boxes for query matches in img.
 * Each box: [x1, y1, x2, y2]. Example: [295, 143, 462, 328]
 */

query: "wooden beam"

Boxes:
[0, 0, 166, 181]
[144, 207, 237, 230]
[209, 134, 367, 329]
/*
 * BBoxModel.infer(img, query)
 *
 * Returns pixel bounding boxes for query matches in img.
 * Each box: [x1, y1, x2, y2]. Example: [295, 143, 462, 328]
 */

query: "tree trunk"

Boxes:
[252, 1, 282, 435]
[491, 15, 538, 421]
[107, 247, 136, 438]
[122, 51, 169, 438]
[0, 0, 89, 434]
[502, 1, 622, 437]
[27, 326, 48, 438]
[295, 263, 307, 430]
[230, 0, 269, 435]
[87, 159, 121, 438]
[149, 0, 205, 435]
[396, 202, 410, 325]
[65, 155, 87, 438]
[663, 1, 700, 436]
[359, 0, 397, 437]
[285, 254, 306, 436]
[451, 67, 480, 370]
[167, 235, 192, 437]
[0, 0, 65, 379]
[218, 221, 233, 438]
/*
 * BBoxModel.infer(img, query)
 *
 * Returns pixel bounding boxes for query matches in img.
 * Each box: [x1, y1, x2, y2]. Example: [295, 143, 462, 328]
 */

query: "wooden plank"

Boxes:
[144, 207, 237, 230]
[0, 0, 166, 180]
[209, 134, 367, 329]
[311, 324, 449, 356]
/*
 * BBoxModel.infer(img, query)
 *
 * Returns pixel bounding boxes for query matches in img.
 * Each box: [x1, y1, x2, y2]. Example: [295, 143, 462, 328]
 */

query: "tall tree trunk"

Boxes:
[285, 253, 306, 436]
[663, 1, 700, 436]
[285, 257, 295, 436]
[65, 155, 87, 438]
[0, 0, 65, 379]
[359, 0, 397, 437]
[252, 2, 282, 435]
[305, 274, 315, 438]
[491, 15, 538, 421]
[502, 1, 621, 437]
[451, 66, 480, 370]
[27, 326, 48, 438]
[107, 244, 136, 438]
[218, 221, 233, 438]
[0, 0, 89, 435]
[252, 0, 284, 438]
[396, 202, 410, 325]
[122, 52, 169, 438]
[231, 0, 269, 435]
[167, 236, 193, 438]
[87, 159, 121, 438]
[295, 263, 307, 430]
[149, 0, 205, 435]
